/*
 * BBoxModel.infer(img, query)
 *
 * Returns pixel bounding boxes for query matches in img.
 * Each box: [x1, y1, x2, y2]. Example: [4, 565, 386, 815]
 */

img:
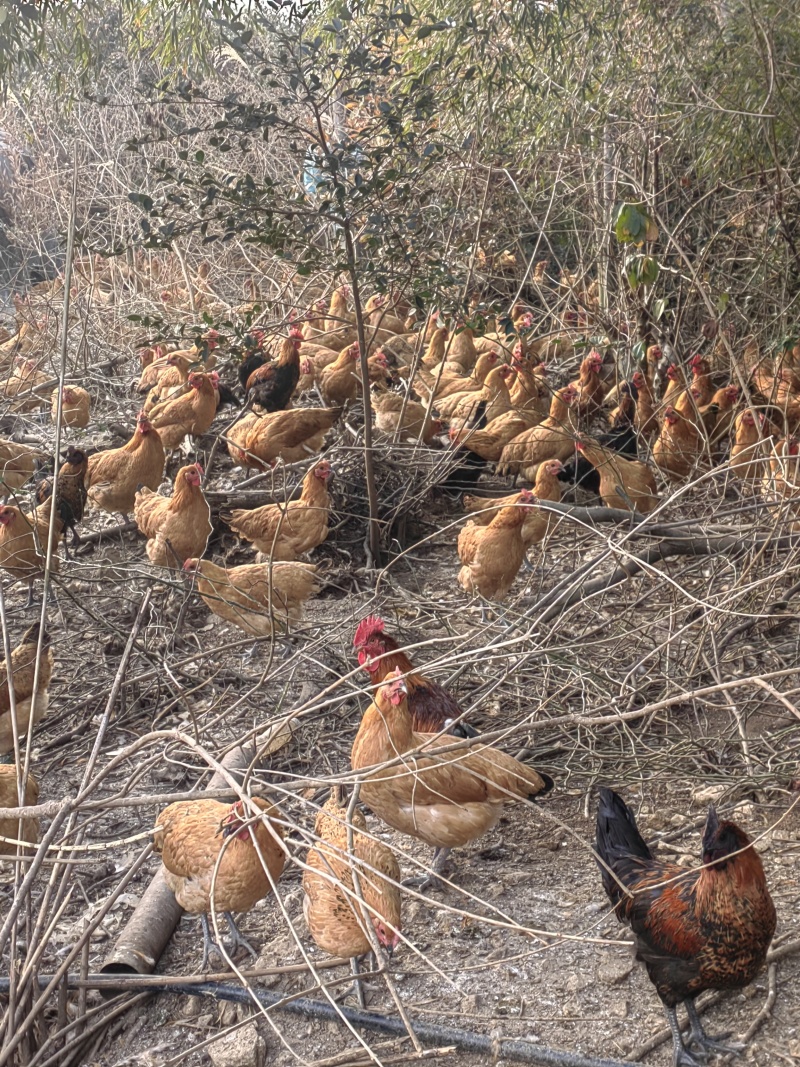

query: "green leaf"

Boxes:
[652, 297, 668, 322]
[614, 203, 647, 244]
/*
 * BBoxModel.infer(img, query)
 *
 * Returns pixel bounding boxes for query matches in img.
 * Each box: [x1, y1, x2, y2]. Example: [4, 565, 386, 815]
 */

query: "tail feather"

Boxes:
[595, 787, 653, 902]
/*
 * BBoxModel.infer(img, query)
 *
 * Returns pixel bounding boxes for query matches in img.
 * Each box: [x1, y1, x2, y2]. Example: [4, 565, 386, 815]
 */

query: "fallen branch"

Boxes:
[0, 975, 643, 1067]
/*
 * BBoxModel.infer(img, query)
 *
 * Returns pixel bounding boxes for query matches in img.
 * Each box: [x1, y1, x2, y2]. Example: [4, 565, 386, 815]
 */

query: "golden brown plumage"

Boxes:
[51, 385, 91, 428]
[457, 489, 535, 602]
[567, 350, 606, 416]
[303, 790, 401, 959]
[371, 385, 441, 445]
[351, 671, 552, 881]
[761, 436, 800, 526]
[134, 463, 211, 568]
[0, 504, 60, 604]
[462, 460, 564, 548]
[227, 407, 340, 470]
[729, 410, 768, 483]
[0, 765, 39, 857]
[0, 438, 40, 493]
[148, 371, 218, 450]
[224, 460, 333, 561]
[183, 557, 318, 636]
[446, 365, 515, 429]
[0, 624, 53, 755]
[576, 440, 660, 514]
[86, 413, 165, 518]
[319, 343, 362, 407]
[497, 386, 579, 480]
[447, 411, 536, 462]
[154, 796, 285, 965]
[652, 406, 703, 482]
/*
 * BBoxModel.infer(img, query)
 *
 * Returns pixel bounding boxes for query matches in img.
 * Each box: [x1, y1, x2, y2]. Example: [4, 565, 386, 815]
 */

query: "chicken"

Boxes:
[510, 351, 549, 416]
[35, 445, 89, 557]
[246, 327, 304, 413]
[0, 624, 53, 755]
[86, 412, 166, 521]
[729, 409, 768, 483]
[0, 765, 39, 858]
[139, 331, 219, 396]
[318, 343, 361, 407]
[351, 670, 553, 885]
[457, 489, 535, 607]
[448, 410, 536, 463]
[154, 796, 286, 967]
[141, 352, 195, 413]
[363, 293, 406, 336]
[462, 459, 564, 554]
[574, 440, 659, 514]
[303, 788, 401, 963]
[595, 788, 775, 1067]
[420, 327, 448, 368]
[134, 463, 211, 569]
[353, 614, 478, 737]
[568, 349, 606, 416]
[701, 384, 740, 445]
[421, 350, 499, 403]
[51, 385, 90, 429]
[761, 436, 800, 526]
[652, 406, 703, 482]
[0, 439, 40, 495]
[325, 284, 354, 333]
[632, 371, 658, 438]
[689, 353, 713, 407]
[228, 407, 340, 470]
[147, 371, 218, 450]
[663, 362, 689, 406]
[446, 365, 515, 428]
[223, 460, 333, 561]
[135, 344, 170, 393]
[183, 558, 318, 636]
[497, 386, 579, 481]
[2, 357, 49, 411]
[371, 384, 441, 445]
[0, 505, 60, 605]
[445, 325, 479, 372]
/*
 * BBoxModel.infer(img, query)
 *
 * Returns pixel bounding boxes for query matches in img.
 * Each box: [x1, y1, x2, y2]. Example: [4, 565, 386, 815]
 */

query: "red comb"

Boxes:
[353, 614, 385, 648]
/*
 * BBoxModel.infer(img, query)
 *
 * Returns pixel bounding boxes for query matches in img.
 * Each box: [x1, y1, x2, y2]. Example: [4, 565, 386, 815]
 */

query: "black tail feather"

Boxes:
[595, 788, 653, 901]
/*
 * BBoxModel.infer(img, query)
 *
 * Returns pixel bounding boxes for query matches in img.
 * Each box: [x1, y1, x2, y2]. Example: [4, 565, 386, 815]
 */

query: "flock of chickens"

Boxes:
[0, 258, 791, 1067]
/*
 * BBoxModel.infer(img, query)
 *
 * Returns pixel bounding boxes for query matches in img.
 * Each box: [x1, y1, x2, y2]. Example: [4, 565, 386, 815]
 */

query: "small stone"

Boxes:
[180, 996, 202, 1018]
[196, 1013, 214, 1029]
[208, 1022, 266, 1067]
[565, 973, 588, 994]
[597, 957, 634, 985]
[692, 784, 726, 805]
[217, 1001, 238, 1027]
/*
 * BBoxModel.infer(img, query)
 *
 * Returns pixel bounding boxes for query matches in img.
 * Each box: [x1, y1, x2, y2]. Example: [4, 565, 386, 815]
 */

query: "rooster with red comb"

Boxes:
[353, 615, 478, 738]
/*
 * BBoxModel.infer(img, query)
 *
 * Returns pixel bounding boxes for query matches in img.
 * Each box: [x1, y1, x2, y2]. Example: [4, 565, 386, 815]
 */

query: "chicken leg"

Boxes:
[664, 1005, 705, 1067]
[685, 999, 744, 1059]
[199, 912, 258, 969]
[402, 846, 451, 890]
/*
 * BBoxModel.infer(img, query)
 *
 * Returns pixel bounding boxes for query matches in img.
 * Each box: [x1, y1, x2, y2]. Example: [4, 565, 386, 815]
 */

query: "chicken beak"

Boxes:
[384, 941, 395, 959]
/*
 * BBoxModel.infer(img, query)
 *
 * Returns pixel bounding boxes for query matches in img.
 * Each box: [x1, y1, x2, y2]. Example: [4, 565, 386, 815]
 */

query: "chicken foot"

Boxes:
[402, 847, 451, 891]
[199, 912, 259, 970]
[685, 999, 744, 1059]
[349, 955, 367, 1010]
[665, 1006, 705, 1067]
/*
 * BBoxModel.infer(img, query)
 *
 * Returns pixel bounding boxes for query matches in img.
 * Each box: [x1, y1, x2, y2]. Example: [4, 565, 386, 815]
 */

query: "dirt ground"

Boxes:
[9, 438, 799, 1067]
[2, 280, 800, 1067]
